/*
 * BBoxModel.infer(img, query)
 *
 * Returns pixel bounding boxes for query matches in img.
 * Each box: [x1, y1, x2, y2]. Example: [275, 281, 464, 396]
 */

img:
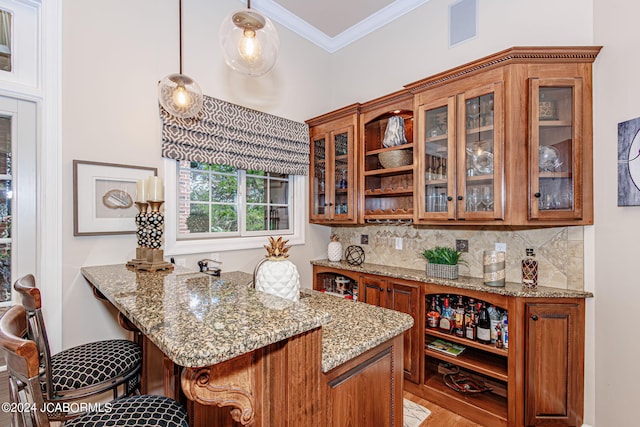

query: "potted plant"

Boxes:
[421, 246, 465, 280]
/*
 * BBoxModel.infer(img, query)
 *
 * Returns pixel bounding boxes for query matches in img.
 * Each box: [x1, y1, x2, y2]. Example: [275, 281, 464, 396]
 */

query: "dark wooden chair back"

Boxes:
[13, 274, 55, 400]
[0, 304, 51, 427]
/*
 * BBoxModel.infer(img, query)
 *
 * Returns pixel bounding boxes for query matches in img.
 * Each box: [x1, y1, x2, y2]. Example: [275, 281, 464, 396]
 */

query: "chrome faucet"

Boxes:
[197, 259, 222, 277]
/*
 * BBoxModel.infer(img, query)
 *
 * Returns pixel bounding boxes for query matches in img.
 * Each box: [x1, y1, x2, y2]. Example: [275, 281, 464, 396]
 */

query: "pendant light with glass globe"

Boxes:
[158, 0, 203, 118]
[219, 0, 280, 77]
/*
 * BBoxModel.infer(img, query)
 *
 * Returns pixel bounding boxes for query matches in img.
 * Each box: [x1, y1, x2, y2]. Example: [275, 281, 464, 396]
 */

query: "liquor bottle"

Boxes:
[502, 313, 509, 349]
[464, 298, 477, 341]
[488, 305, 501, 343]
[454, 296, 465, 338]
[522, 248, 539, 290]
[426, 296, 440, 329]
[439, 296, 454, 333]
[477, 302, 492, 344]
[495, 324, 504, 349]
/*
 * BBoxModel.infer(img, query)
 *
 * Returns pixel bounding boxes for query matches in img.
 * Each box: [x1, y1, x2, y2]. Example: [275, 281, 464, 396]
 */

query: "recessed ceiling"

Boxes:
[247, 0, 431, 53]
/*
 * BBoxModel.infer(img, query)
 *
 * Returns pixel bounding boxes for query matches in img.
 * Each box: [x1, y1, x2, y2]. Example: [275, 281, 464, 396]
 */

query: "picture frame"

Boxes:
[618, 117, 640, 206]
[73, 160, 157, 236]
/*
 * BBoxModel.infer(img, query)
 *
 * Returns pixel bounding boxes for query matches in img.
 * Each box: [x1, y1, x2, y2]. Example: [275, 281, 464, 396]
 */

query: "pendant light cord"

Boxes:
[178, 0, 183, 74]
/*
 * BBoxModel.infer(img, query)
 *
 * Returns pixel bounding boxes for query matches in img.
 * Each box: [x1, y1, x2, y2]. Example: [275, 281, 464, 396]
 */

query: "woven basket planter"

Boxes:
[426, 263, 459, 280]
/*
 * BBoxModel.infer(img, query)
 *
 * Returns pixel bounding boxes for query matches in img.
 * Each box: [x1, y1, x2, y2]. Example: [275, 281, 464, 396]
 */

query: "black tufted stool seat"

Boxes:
[13, 274, 143, 422]
[0, 305, 189, 427]
[65, 395, 189, 427]
[51, 339, 142, 392]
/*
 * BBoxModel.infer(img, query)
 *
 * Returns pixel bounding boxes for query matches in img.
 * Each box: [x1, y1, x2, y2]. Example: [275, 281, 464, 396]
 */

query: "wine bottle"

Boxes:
[477, 302, 491, 344]
[426, 296, 440, 329]
[454, 296, 465, 338]
[522, 248, 539, 290]
[464, 298, 476, 341]
[439, 296, 454, 333]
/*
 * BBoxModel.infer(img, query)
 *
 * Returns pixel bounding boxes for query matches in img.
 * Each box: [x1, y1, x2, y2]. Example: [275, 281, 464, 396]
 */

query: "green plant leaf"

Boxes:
[421, 245, 466, 266]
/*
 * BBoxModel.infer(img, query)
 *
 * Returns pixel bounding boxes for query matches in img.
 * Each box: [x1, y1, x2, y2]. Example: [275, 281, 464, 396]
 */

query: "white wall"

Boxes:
[593, 0, 640, 424]
[61, 0, 332, 348]
[328, 0, 594, 109]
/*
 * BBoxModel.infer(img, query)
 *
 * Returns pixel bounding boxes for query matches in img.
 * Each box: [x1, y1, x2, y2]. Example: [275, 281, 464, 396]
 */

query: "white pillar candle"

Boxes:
[136, 179, 148, 203]
[146, 176, 164, 201]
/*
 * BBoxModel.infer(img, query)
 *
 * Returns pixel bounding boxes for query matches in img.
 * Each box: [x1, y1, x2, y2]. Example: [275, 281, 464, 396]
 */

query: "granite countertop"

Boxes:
[311, 259, 594, 298]
[81, 265, 331, 368]
[81, 264, 413, 373]
[298, 288, 413, 372]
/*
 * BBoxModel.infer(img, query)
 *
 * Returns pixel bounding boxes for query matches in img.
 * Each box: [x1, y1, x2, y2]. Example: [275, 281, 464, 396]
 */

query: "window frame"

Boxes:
[163, 158, 306, 255]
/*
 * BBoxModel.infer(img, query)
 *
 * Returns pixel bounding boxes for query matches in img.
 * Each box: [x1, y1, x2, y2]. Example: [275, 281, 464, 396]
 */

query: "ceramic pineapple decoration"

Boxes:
[327, 234, 343, 262]
[254, 236, 300, 302]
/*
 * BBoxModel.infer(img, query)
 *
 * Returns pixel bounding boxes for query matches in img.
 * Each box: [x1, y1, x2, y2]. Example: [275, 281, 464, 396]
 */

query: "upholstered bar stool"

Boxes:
[0, 304, 188, 427]
[13, 274, 143, 421]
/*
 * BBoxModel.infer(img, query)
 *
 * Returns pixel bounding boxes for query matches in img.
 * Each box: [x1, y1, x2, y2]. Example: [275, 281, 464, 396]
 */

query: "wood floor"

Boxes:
[404, 391, 484, 427]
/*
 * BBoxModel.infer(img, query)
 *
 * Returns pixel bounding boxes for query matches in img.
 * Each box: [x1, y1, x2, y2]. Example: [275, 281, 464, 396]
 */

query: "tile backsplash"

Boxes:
[329, 225, 584, 291]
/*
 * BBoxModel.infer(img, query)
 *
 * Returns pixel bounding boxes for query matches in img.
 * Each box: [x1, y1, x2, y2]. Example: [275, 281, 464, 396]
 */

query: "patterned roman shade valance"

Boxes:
[161, 95, 310, 176]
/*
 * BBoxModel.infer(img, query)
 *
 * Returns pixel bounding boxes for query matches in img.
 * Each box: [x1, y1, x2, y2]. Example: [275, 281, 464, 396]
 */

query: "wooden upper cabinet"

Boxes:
[407, 46, 600, 226]
[359, 90, 415, 223]
[307, 104, 360, 224]
[306, 46, 600, 226]
[415, 76, 505, 223]
[529, 77, 585, 222]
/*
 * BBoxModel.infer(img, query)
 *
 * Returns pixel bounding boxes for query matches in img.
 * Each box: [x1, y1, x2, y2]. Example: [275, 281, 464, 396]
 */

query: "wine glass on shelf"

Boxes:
[467, 187, 481, 212]
[482, 186, 493, 211]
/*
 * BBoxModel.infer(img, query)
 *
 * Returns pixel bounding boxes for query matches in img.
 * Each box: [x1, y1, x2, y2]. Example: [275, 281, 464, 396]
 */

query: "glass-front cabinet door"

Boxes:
[417, 82, 503, 221]
[529, 78, 583, 220]
[309, 125, 356, 223]
[457, 84, 504, 220]
[418, 97, 455, 220]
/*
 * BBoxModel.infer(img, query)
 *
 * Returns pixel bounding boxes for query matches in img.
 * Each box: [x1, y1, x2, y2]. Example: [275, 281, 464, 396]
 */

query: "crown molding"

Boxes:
[246, 0, 431, 53]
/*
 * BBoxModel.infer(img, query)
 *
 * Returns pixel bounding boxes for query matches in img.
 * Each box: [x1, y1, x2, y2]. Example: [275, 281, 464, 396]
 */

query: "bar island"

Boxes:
[81, 265, 413, 427]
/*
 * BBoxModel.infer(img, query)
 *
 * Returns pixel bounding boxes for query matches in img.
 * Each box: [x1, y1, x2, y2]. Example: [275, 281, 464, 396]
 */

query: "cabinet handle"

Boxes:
[329, 202, 333, 206]
[534, 192, 541, 198]
[387, 287, 391, 292]
[531, 315, 539, 321]
[447, 196, 453, 201]
[379, 287, 384, 292]
[457, 195, 463, 201]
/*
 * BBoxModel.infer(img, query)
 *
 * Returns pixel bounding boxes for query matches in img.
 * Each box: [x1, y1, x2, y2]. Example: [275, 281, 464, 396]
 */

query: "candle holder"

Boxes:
[127, 202, 151, 269]
[127, 200, 174, 272]
[483, 250, 505, 287]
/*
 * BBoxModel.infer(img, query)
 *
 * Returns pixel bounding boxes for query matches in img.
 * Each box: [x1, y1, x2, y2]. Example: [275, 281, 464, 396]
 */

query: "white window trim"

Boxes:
[163, 158, 305, 256]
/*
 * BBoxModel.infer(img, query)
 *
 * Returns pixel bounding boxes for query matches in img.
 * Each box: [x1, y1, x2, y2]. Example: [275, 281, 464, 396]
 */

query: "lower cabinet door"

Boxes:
[325, 336, 403, 427]
[388, 280, 420, 384]
[525, 302, 584, 426]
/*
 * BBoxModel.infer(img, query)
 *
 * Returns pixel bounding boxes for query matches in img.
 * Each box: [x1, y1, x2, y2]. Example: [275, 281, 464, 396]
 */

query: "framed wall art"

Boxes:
[73, 160, 157, 236]
[618, 117, 640, 206]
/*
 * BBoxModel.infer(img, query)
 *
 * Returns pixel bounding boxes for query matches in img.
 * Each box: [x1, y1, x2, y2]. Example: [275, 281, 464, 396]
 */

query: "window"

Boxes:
[0, 9, 11, 72]
[164, 159, 305, 255]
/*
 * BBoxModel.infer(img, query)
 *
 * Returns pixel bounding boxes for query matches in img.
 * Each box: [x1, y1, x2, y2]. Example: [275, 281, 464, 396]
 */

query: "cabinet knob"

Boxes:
[457, 195, 463, 201]
[447, 196, 453, 201]
[329, 202, 334, 206]
[387, 287, 391, 292]
[531, 314, 539, 321]
[534, 192, 541, 198]
[379, 287, 384, 292]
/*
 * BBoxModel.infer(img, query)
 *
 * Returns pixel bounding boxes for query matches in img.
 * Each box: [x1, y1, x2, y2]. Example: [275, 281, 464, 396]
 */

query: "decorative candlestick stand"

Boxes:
[127, 200, 174, 272]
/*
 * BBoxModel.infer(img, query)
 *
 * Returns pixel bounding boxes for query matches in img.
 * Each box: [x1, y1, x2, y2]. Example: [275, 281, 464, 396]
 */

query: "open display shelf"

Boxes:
[423, 292, 510, 426]
[423, 362, 508, 427]
[361, 103, 415, 221]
